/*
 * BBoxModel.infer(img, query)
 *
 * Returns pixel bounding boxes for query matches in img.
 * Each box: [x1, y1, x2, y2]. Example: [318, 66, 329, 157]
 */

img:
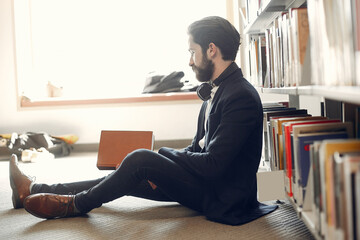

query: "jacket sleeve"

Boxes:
[159, 88, 263, 179]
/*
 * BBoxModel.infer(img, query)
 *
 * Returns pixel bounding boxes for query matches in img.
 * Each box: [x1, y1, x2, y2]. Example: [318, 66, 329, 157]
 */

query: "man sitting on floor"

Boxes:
[9, 16, 277, 225]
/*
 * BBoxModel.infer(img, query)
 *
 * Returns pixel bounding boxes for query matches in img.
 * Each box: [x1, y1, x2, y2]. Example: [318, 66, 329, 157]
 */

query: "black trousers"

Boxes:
[31, 149, 204, 213]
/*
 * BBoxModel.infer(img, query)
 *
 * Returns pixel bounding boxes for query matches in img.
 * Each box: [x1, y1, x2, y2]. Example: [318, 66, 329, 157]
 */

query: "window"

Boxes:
[14, 0, 226, 100]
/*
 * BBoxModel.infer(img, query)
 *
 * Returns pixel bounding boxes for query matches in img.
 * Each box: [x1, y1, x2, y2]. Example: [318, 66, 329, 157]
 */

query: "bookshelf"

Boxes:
[244, 0, 306, 34]
[241, 0, 360, 239]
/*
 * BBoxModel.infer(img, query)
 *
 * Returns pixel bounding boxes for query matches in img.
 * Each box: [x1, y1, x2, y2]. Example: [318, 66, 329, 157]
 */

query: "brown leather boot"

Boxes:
[24, 193, 80, 219]
[9, 154, 34, 209]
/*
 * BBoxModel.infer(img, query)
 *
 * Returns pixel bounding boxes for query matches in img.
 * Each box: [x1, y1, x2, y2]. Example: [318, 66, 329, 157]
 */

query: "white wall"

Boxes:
[0, 0, 295, 144]
[0, 0, 202, 144]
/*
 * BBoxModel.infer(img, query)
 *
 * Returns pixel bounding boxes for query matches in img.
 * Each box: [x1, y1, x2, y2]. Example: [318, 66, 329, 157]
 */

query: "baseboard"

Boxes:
[154, 139, 192, 149]
[72, 139, 193, 152]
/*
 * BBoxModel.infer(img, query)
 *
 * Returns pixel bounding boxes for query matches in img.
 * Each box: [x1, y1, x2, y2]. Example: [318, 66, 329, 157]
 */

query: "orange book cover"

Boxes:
[96, 130, 154, 170]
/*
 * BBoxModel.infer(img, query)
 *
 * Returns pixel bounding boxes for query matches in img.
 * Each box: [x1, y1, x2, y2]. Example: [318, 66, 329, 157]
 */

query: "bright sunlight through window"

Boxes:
[14, 0, 226, 100]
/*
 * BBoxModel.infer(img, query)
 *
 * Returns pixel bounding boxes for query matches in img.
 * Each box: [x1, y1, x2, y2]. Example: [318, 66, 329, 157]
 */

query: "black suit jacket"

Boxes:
[159, 63, 277, 225]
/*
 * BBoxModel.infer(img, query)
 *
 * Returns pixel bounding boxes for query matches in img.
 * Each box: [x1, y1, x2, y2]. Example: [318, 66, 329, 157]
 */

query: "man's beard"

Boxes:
[192, 56, 214, 83]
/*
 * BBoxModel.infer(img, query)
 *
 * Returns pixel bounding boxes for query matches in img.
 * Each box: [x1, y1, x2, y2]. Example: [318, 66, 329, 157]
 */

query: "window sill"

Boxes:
[20, 92, 200, 108]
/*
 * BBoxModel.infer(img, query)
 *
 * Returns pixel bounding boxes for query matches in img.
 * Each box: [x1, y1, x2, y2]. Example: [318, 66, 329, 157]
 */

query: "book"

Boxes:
[354, 0, 360, 85]
[282, 119, 341, 197]
[292, 122, 354, 206]
[271, 17, 281, 88]
[307, 0, 356, 86]
[333, 152, 347, 240]
[286, 12, 294, 87]
[356, 107, 360, 138]
[249, 37, 259, 85]
[281, 13, 290, 87]
[262, 106, 292, 163]
[268, 113, 311, 170]
[248, 34, 271, 87]
[310, 141, 323, 236]
[264, 29, 272, 88]
[263, 108, 308, 169]
[258, 35, 267, 87]
[295, 131, 348, 208]
[318, 140, 360, 239]
[96, 130, 154, 170]
[261, 103, 290, 167]
[356, 164, 360, 240]
[333, 152, 360, 240]
[290, 8, 309, 86]
[267, 113, 308, 169]
[263, 108, 307, 167]
[261, 8, 309, 88]
[273, 116, 326, 172]
[269, 115, 314, 170]
[342, 153, 360, 240]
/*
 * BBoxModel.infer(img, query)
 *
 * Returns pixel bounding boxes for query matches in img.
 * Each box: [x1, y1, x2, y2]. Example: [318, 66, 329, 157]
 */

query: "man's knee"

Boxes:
[122, 149, 154, 167]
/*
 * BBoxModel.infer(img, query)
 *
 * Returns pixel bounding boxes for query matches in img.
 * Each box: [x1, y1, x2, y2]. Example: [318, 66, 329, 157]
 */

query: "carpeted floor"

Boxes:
[0, 152, 315, 240]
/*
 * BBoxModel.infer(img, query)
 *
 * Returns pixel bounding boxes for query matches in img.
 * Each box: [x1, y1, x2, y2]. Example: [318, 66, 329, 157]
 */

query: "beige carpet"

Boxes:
[0, 152, 315, 240]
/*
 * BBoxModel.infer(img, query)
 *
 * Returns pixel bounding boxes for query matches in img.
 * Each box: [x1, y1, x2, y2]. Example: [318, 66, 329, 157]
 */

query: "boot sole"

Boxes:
[9, 155, 23, 209]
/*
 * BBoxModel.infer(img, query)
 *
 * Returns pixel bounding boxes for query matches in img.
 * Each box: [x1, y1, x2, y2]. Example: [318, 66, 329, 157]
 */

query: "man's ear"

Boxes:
[207, 42, 217, 58]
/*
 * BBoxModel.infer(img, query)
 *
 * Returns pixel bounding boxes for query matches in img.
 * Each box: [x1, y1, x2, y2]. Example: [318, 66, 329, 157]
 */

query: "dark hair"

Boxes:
[188, 16, 241, 61]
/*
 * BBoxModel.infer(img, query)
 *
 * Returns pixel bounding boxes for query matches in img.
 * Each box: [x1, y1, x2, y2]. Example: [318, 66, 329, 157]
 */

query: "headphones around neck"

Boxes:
[196, 77, 223, 101]
[196, 83, 213, 101]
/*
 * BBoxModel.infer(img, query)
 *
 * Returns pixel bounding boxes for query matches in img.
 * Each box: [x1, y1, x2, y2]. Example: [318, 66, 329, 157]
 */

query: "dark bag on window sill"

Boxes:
[142, 71, 185, 93]
[8, 132, 72, 158]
